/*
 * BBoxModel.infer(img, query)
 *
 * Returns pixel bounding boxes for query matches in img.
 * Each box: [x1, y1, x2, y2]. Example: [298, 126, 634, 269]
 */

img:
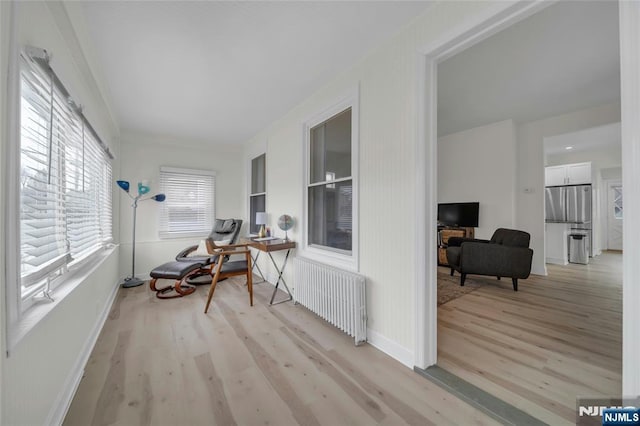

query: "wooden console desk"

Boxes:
[438, 227, 474, 266]
[242, 238, 296, 305]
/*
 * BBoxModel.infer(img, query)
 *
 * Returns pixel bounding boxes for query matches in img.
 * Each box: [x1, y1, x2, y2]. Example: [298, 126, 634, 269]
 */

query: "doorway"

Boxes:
[415, 0, 640, 415]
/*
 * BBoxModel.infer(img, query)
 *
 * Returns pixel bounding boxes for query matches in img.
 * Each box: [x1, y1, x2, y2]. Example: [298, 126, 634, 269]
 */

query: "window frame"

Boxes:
[301, 87, 359, 271]
[4, 46, 115, 327]
[248, 152, 267, 235]
[612, 184, 623, 220]
[158, 166, 217, 240]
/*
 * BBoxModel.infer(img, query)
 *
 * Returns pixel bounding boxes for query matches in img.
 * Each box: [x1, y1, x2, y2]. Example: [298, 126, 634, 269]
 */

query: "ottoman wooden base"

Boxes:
[149, 261, 204, 299]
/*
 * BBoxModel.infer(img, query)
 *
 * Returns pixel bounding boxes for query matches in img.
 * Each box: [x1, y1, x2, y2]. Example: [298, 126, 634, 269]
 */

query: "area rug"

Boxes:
[437, 268, 484, 306]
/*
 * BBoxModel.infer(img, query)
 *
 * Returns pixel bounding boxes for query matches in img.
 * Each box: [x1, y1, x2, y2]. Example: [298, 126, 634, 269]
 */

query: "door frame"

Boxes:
[604, 179, 623, 251]
[414, 0, 640, 396]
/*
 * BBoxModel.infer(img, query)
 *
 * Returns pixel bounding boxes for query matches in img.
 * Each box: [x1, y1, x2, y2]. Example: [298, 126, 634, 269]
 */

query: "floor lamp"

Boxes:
[117, 180, 165, 288]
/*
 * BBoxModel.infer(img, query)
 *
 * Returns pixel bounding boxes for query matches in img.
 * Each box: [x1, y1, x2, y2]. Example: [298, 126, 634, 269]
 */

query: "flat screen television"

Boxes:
[438, 202, 479, 227]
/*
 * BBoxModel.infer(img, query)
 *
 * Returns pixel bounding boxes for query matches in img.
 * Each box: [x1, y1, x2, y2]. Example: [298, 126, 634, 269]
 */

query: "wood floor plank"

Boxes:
[193, 352, 237, 426]
[216, 298, 322, 426]
[437, 251, 622, 424]
[65, 275, 499, 426]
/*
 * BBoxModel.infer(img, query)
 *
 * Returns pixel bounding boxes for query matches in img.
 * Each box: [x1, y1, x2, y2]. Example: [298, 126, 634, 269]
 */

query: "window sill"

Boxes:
[8, 246, 118, 353]
[300, 245, 358, 273]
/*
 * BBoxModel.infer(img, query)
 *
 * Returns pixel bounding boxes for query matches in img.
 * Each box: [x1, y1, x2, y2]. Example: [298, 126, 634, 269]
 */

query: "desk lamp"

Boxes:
[256, 212, 268, 238]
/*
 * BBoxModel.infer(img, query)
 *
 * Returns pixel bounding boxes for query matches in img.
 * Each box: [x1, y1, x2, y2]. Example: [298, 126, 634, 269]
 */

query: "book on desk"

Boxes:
[252, 236, 279, 242]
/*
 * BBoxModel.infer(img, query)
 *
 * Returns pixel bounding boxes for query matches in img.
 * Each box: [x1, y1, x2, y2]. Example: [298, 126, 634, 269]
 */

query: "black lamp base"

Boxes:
[121, 276, 145, 288]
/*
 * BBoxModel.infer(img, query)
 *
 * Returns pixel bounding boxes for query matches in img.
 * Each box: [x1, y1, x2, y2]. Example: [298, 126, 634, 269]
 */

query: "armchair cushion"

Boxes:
[218, 219, 236, 234]
[209, 218, 241, 240]
[446, 246, 461, 267]
[457, 242, 533, 279]
[490, 228, 530, 247]
[447, 237, 490, 248]
[187, 240, 213, 257]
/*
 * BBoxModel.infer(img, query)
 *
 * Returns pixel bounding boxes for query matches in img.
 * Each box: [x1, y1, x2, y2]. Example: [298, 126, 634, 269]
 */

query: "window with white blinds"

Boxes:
[19, 51, 113, 299]
[159, 167, 216, 239]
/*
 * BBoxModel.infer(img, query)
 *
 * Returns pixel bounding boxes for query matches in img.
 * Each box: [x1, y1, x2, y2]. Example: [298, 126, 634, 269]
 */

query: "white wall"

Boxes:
[242, 1, 504, 364]
[1, 2, 121, 425]
[438, 119, 516, 239]
[602, 167, 623, 181]
[515, 102, 621, 275]
[118, 133, 244, 279]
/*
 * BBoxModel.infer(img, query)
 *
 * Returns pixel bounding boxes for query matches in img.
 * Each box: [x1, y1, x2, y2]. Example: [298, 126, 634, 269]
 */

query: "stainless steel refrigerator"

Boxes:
[545, 184, 592, 256]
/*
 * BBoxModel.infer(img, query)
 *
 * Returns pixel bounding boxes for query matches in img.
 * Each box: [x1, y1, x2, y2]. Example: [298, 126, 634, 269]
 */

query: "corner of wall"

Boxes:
[366, 328, 414, 369]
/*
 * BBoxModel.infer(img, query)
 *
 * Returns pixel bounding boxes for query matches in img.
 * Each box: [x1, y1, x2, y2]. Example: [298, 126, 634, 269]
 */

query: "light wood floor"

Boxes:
[65, 278, 499, 426]
[437, 251, 622, 425]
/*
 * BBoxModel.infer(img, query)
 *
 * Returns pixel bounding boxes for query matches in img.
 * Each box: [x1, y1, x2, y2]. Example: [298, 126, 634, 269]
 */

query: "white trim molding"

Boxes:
[4, 0, 22, 348]
[366, 328, 414, 369]
[414, 0, 640, 399]
[619, 0, 640, 398]
[301, 86, 360, 272]
[414, 1, 559, 370]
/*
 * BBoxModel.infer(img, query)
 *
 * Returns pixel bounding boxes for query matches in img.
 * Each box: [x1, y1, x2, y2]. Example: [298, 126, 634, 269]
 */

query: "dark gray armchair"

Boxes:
[446, 228, 533, 291]
[176, 218, 243, 284]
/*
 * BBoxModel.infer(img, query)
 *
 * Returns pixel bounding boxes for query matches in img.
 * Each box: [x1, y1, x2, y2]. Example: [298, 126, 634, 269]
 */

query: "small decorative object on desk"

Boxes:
[253, 236, 278, 242]
[256, 212, 268, 238]
[277, 214, 294, 241]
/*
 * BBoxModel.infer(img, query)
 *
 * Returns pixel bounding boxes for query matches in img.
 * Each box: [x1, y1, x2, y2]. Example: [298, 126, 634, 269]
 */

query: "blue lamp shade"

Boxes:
[138, 182, 150, 195]
[116, 180, 130, 192]
[152, 194, 166, 202]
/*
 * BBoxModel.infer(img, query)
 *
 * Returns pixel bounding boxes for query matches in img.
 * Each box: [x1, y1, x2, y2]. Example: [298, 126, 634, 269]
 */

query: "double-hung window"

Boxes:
[249, 154, 266, 234]
[18, 49, 113, 305]
[304, 91, 358, 269]
[158, 167, 216, 239]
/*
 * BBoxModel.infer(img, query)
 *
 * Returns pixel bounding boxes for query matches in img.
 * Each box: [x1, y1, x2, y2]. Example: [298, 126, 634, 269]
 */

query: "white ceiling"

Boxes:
[80, 1, 433, 145]
[544, 122, 621, 156]
[437, 1, 620, 137]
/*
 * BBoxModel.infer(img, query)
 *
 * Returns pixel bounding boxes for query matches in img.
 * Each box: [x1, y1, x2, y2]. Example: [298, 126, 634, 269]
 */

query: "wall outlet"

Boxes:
[523, 187, 535, 193]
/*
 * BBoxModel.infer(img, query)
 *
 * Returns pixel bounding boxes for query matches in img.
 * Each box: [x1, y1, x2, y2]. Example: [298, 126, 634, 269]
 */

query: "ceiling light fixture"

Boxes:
[565, 146, 573, 150]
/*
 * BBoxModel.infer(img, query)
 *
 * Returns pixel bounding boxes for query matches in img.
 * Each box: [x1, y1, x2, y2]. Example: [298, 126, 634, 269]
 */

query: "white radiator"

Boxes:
[294, 257, 366, 345]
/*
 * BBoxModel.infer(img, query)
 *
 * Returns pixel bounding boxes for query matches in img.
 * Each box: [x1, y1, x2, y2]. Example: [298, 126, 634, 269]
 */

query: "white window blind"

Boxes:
[20, 59, 69, 287]
[19, 51, 113, 296]
[159, 167, 216, 239]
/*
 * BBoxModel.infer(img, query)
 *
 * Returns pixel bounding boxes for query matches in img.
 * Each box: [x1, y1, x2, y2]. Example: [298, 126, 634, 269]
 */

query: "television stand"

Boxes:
[437, 227, 475, 266]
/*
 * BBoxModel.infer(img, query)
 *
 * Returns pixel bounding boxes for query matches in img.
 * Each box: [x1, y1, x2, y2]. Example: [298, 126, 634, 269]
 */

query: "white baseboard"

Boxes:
[545, 257, 568, 266]
[531, 263, 548, 276]
[125, 272, 151, 282]
[45, 279, 120, 426]
[366, 328, 414, 369]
